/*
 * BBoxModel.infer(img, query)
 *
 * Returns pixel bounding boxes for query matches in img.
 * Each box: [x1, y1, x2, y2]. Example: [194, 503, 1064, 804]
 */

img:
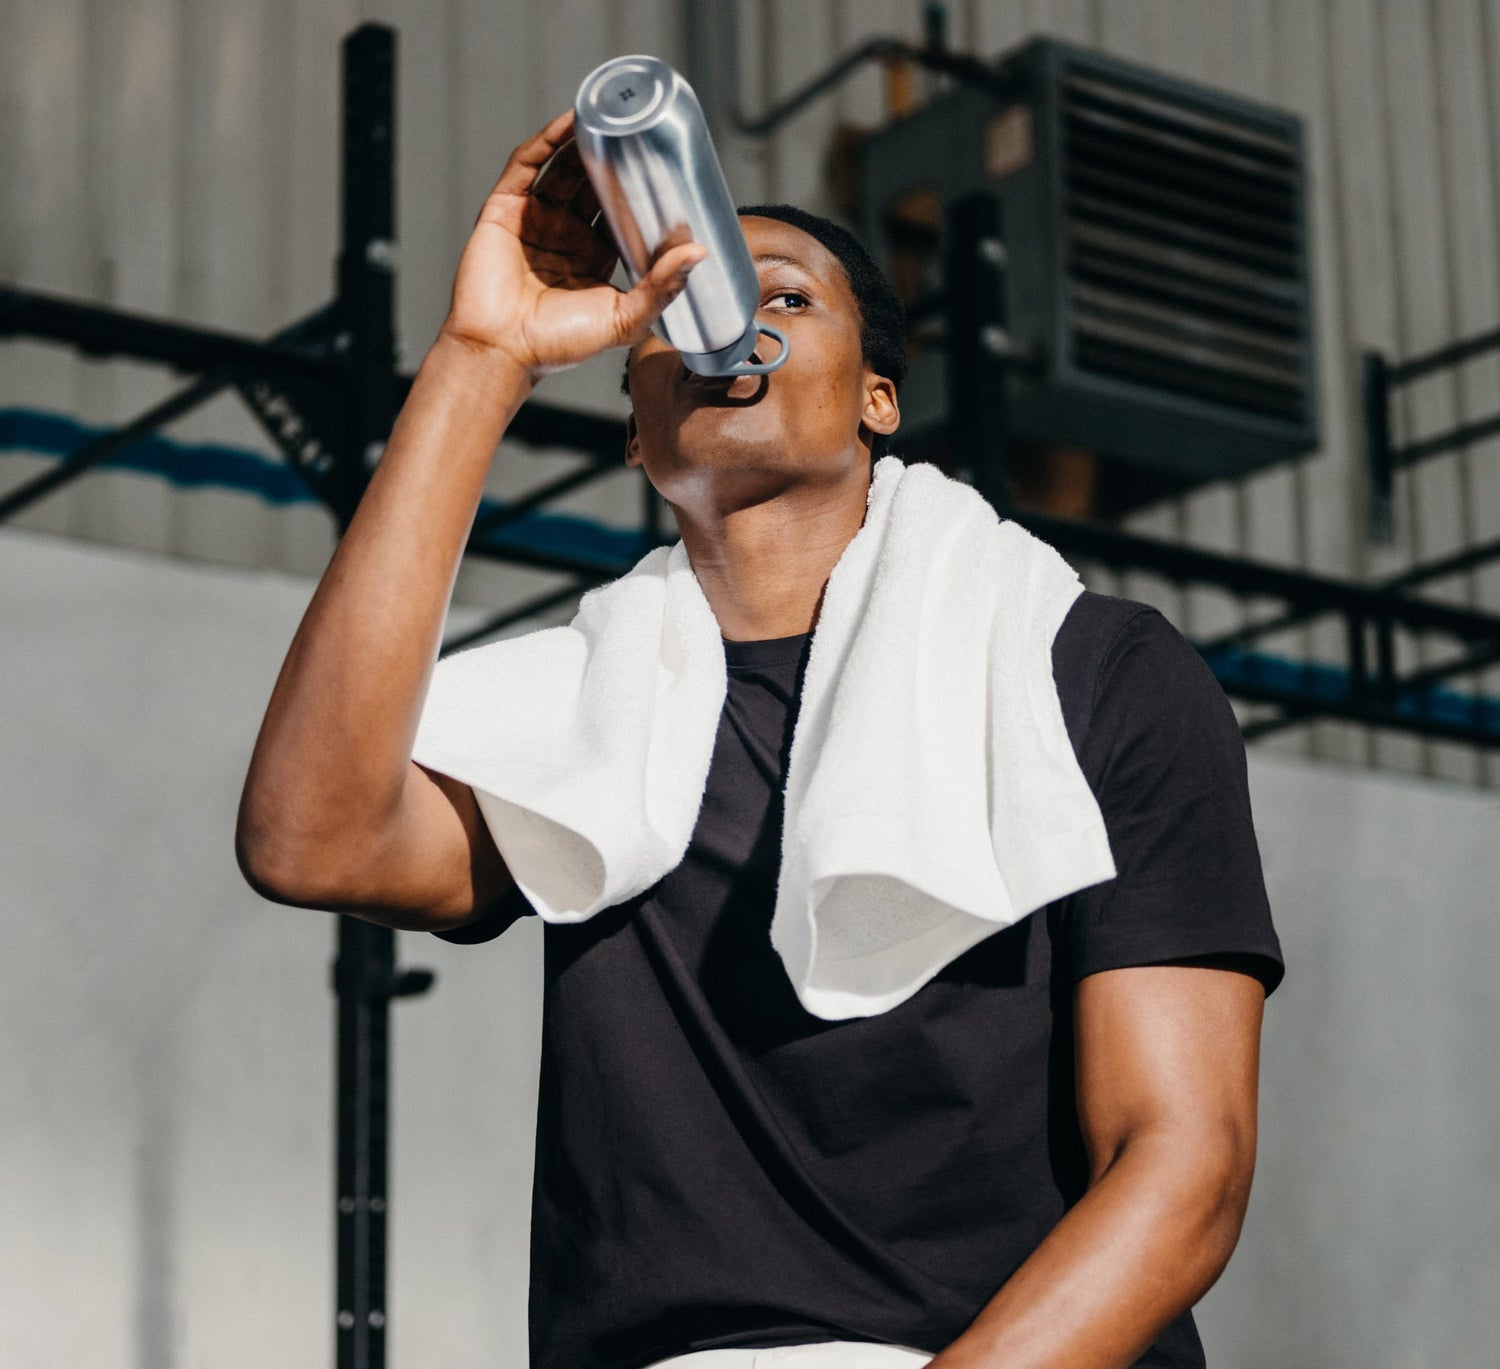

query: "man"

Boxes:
[237, 108, 1283, 1369]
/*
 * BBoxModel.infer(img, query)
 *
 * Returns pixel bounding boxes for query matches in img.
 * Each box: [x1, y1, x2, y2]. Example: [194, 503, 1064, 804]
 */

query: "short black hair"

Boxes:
[619, 203, 906, 462]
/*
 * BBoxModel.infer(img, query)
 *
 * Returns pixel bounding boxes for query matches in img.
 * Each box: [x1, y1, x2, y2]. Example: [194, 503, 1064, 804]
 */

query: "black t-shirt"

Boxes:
[438, 589, 1284, 1369]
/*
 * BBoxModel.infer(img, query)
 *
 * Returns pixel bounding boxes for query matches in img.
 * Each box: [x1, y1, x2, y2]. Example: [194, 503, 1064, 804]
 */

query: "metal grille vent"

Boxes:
[1060, 69, 1309, 423]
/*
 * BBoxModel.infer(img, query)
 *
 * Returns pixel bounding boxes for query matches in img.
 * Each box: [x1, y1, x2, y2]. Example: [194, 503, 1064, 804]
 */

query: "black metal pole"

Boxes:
[332, 25, 431, 1369]
[333, 920, 395, 1369]
[335, 22, 400, 533]
[0, 296, 345, 523]
[945, 189, 1014, 514]
[1363, 350, 1394, 545]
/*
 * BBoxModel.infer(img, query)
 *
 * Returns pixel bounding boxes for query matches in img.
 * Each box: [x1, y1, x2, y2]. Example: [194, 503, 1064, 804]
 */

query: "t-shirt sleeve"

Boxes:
[1061, 606, 1285, 996]
[430, 867, 537, 944]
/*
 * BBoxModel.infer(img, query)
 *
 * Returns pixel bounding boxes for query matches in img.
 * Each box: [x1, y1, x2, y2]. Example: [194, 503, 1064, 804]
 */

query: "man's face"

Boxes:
[623, 216, 899, 511]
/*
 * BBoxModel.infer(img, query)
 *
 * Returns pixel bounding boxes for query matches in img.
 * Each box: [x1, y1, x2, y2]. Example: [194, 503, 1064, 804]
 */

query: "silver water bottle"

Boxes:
[573, 55, 790, 377]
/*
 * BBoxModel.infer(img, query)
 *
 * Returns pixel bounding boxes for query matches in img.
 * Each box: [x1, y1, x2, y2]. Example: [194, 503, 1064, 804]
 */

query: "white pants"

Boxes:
[643, 1343, 933, 1368]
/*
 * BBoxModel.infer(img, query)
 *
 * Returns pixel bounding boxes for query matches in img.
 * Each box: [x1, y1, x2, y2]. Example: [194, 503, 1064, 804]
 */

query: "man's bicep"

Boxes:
[1073, 960, 1265, 1182]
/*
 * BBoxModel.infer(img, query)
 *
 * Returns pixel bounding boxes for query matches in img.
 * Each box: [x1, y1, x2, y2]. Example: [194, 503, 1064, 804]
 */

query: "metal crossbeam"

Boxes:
[0, 286, 345, 386]
[0, 305, 345, 521]
[1201, 533, 1500, 652]
[1012, 506, 1500, 747]
[471, 459, 619, 539]
[0, 371, 228, 521]
[440, 579, 607, 655]
[465, 525, 647, 578]
[1365, 323, 1500, 549]
[1016, 507, 1500, 646]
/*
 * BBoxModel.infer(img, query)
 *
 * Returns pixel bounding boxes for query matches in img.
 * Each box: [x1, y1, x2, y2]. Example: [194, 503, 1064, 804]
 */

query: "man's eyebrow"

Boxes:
[752, 252, 810, 269]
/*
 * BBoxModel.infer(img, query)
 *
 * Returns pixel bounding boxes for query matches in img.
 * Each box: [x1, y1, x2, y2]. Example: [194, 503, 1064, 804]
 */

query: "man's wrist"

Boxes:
[430, 323, 540, 401]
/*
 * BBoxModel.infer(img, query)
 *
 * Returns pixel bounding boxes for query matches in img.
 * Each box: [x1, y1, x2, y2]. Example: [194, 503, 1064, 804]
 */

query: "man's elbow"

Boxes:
[1211, 1123, 1257, 1253]
[234, 783, 351, 911]
[1102, 1117, 1259, 1296]
[234, 798, 472, 932]
[1170, 1119, 1259, 1290]
[235, 812, 323, 909]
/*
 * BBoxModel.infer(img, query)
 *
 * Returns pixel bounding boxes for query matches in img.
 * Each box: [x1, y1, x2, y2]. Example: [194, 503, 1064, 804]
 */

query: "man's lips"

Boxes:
[680, 362, 766, 401]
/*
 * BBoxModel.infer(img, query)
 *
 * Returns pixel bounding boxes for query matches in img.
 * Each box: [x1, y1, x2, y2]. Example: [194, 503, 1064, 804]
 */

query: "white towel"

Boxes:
[412, 454, 1116, 1019]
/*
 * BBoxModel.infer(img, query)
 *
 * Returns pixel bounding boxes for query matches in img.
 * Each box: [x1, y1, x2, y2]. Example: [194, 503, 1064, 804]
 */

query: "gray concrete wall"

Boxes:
[2, 525, 1496, 1367]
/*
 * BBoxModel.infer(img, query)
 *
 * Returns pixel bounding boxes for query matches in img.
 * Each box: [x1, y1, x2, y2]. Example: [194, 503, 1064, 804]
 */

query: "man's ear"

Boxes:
[862, 373, 900, 437]
[624, 411, 642, 468]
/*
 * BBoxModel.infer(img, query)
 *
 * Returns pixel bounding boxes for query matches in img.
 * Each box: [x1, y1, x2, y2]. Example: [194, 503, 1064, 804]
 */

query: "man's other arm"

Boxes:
[927, 960, 1265, 1369]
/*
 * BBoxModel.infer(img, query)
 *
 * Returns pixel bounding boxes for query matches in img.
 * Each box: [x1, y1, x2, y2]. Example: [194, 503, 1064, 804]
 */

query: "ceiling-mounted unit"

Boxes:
[854, 37, 1318, 515]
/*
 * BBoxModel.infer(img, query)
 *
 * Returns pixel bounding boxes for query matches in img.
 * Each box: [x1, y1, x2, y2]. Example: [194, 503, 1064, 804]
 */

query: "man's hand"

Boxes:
[927, 959, 1265, 1369]
[441, 107, 708, 380]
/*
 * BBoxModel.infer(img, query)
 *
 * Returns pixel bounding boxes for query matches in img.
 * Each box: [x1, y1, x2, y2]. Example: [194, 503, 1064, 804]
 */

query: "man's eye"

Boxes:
[765, 290, 808, 309]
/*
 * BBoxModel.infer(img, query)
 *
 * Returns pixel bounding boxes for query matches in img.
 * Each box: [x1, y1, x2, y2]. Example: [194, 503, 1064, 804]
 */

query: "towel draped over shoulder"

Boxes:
[413, 454, 1117, 1019]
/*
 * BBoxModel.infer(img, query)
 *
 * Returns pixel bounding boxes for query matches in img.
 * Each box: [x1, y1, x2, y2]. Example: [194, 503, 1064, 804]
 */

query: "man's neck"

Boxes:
[674, 468, 871, 642]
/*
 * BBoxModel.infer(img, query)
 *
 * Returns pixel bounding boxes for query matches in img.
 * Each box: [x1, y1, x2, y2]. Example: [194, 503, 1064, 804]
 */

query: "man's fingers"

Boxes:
[531, 137, 591, 209]
[653, 243, 710, 278]
[491, 109, 577, 199]
[571, 177, 603, 227]
[613, 244, 709, 341]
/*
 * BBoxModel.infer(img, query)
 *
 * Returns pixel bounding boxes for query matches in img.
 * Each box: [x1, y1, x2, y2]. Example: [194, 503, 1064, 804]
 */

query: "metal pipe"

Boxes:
[1391, 411, 1500, 469]
[720, 0, 1013, 140]
[1015, 507, 1500, 645]
[464, 532, 652, 580]
[1196, 531, 1500, 657]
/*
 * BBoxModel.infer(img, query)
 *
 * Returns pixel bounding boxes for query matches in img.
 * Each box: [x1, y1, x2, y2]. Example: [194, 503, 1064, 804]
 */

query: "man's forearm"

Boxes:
[928, 1127, 1252, 1369]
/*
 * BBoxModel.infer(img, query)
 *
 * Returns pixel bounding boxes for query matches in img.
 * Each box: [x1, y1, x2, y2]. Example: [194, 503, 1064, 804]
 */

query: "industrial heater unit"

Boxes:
[854, 37, 1318, 516]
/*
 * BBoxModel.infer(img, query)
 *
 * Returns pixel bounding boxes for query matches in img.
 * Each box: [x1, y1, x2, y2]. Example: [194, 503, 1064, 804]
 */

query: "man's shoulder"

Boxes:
[1050, 588, 1245, 789]
[1053, 587, 1163, 655]
[1050, 589, 1165, 748]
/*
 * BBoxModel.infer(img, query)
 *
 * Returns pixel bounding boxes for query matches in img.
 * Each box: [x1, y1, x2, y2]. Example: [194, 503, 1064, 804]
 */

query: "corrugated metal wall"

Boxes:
[725, 0, 1500, 790]
[4, 0, 1499, 787]
[0, 0, 691, 606]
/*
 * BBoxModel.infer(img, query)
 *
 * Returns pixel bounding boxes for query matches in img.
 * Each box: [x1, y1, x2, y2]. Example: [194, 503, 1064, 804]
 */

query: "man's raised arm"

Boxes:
[234, 107, 705, 933]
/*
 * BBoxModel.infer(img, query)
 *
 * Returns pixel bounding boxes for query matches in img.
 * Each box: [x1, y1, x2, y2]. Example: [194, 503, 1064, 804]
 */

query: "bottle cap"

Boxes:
[578, 56, 672, 131]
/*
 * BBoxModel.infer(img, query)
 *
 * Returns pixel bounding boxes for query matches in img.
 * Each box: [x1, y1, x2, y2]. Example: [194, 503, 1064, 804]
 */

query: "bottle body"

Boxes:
[573, 55, 788, 376]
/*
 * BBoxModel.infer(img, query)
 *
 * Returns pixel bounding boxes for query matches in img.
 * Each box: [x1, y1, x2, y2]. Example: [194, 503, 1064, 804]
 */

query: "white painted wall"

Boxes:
[1196, 751, 1500, 1367]
[0, 527, 542, 1369]
[2, 525, 1497, 1368]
